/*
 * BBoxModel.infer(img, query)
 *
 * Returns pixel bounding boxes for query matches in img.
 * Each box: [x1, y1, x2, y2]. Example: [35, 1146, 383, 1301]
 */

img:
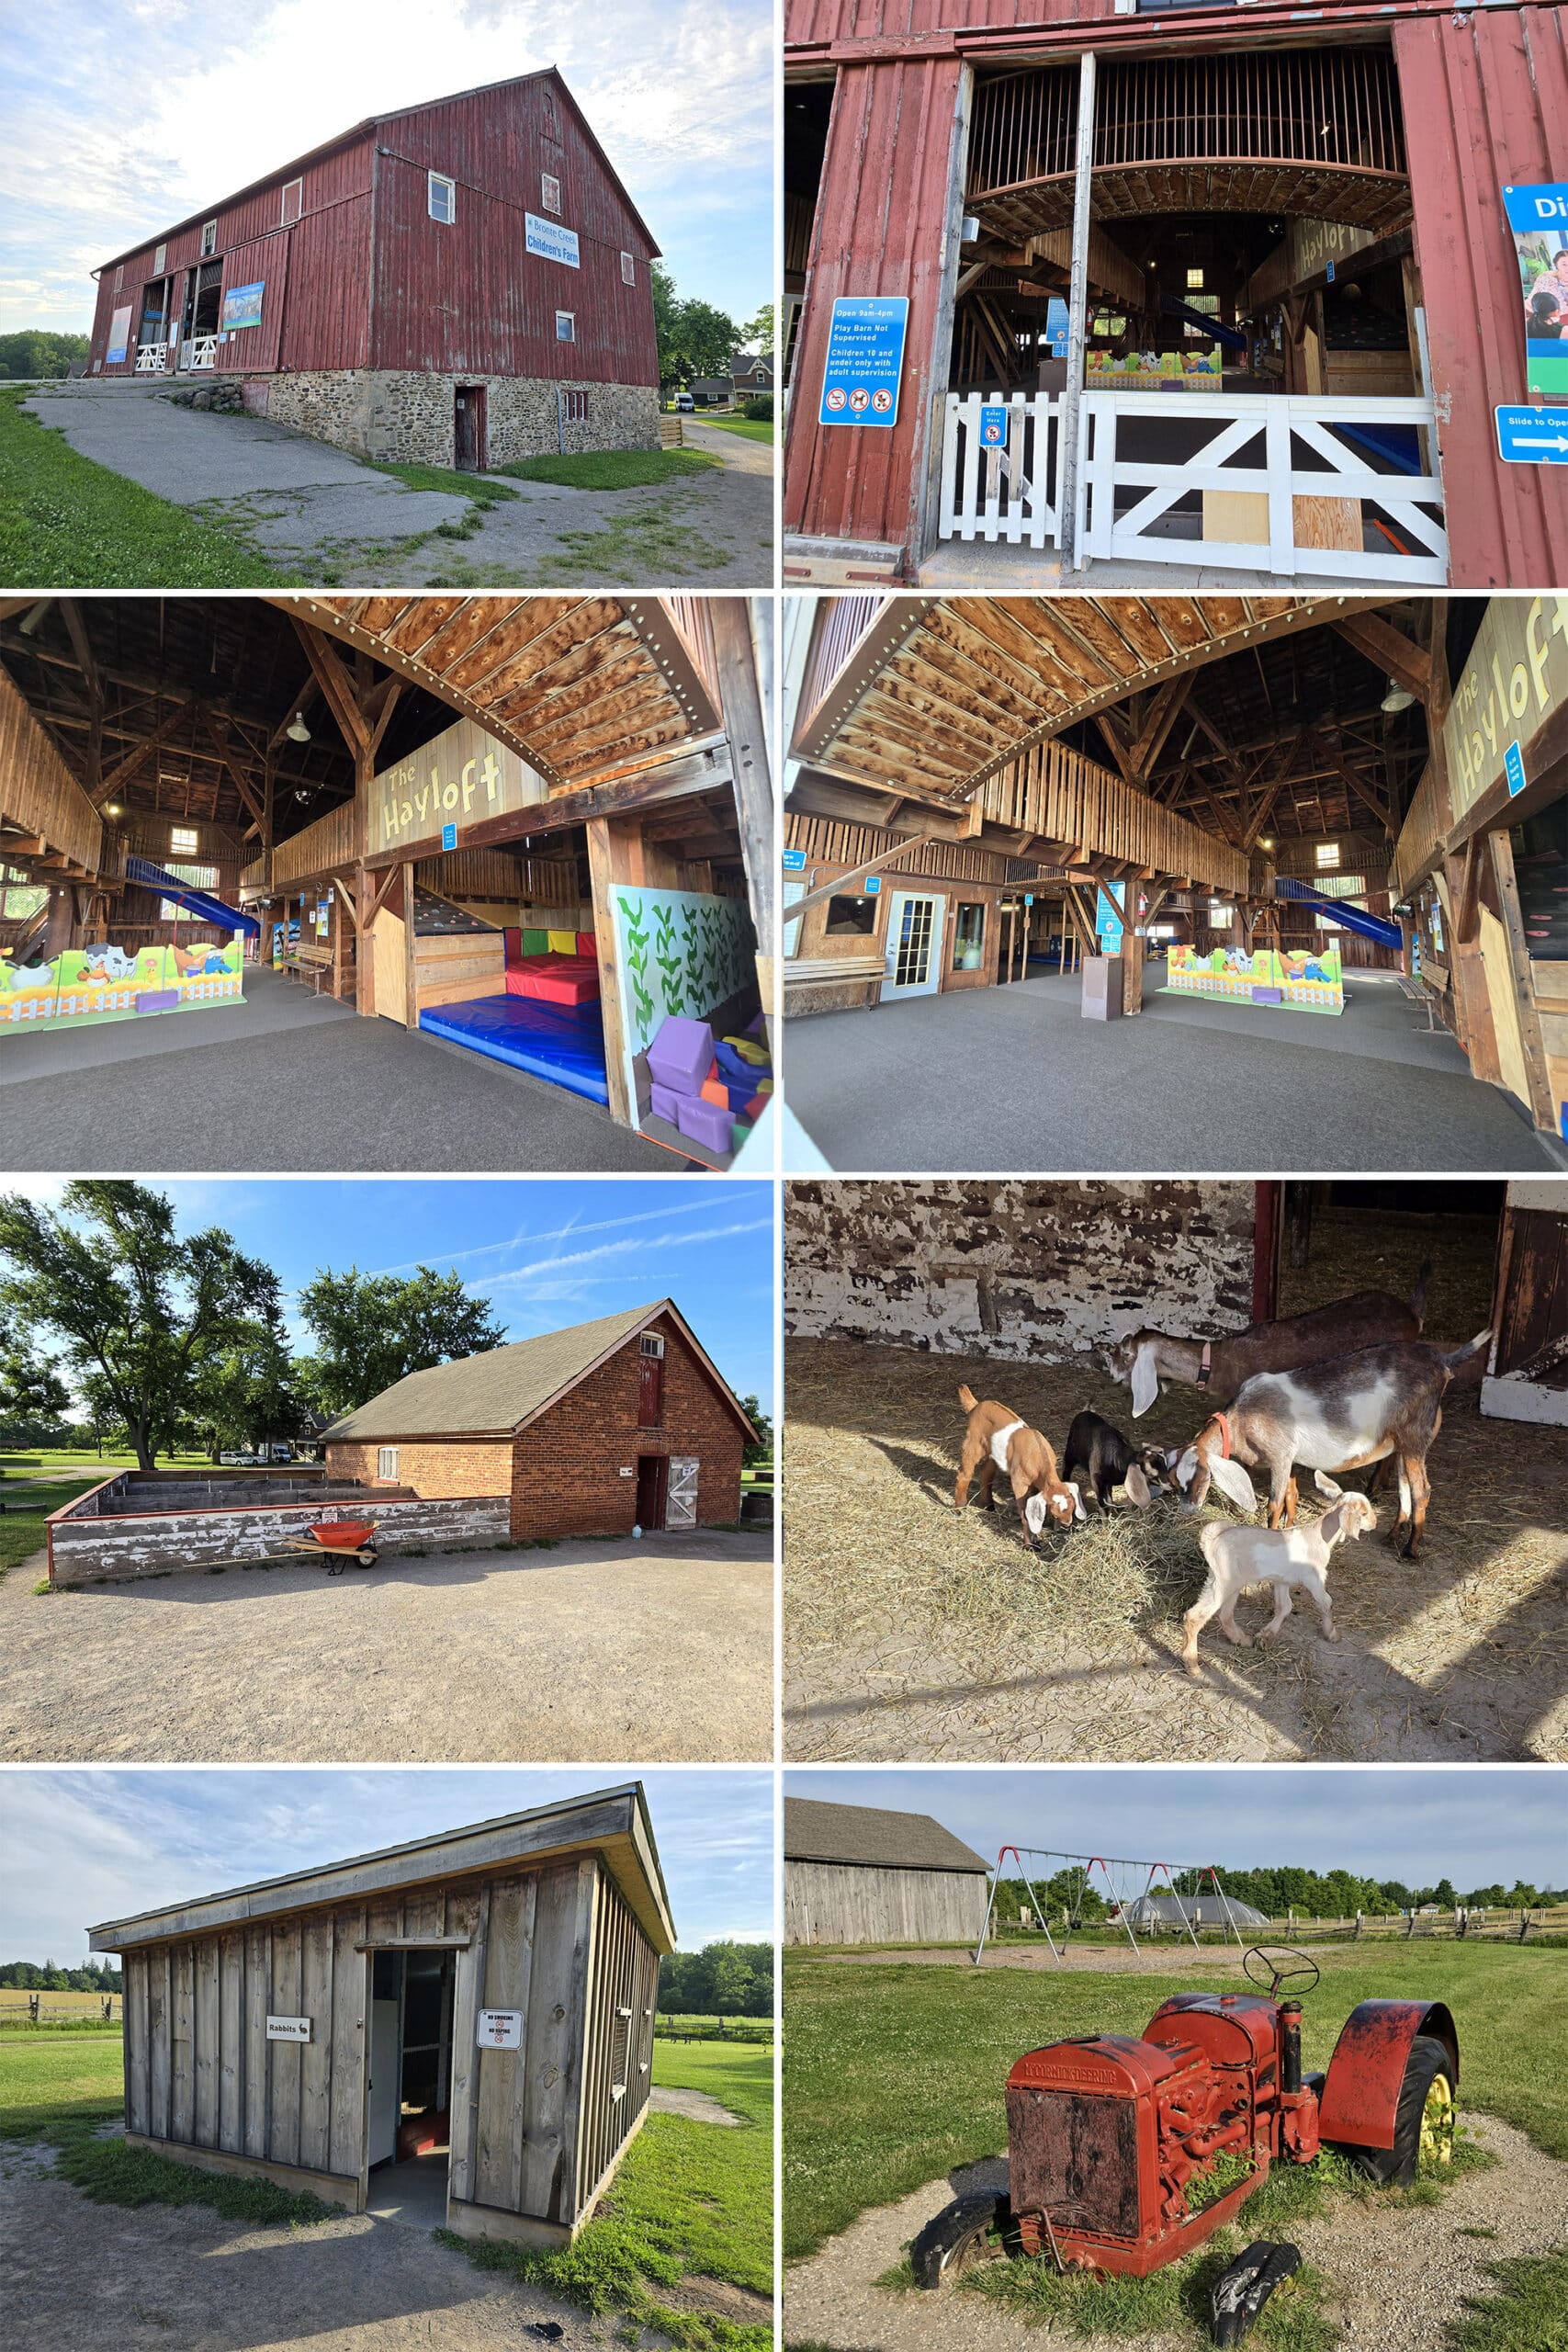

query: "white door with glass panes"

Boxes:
[883, 892, 944, 998]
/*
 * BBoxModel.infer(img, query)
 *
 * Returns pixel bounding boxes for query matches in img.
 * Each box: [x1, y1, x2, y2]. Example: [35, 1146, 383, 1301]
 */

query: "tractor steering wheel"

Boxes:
[1243, 1945, 1321, 1996]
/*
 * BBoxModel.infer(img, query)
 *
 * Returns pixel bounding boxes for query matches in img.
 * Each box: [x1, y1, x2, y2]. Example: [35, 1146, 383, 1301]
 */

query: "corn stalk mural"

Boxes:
[611, 888, 755, 1102]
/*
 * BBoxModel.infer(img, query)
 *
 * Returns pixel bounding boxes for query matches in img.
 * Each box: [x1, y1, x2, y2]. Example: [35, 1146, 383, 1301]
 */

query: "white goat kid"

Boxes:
[1181, 1474, 1378, 1676]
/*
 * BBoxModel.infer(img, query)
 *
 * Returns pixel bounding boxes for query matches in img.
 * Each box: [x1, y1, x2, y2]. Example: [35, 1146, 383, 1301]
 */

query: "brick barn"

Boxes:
[86, 69, 660, 467]
[322, 1298, 754, 1540]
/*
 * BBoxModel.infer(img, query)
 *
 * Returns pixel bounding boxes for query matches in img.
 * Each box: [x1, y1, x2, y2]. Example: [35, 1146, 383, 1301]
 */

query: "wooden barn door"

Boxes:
[666, 1456, 699, 1529]
[637, 1333, 664, 1425]
[214, 235, 289, 373]
[1482, 1184, 1568, 1426]
[635, 1454, 668, 1530]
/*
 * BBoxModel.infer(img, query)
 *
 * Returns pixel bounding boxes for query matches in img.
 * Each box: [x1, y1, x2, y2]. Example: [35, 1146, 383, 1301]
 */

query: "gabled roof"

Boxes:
[96, 67, 659, 275]
[784, 1797, 989, 1876]
[321, 1298, 754, 1443]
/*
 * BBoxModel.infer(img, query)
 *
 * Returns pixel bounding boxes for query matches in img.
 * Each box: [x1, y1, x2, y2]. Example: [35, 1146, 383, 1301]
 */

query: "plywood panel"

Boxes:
[371, 913, 407, 1024]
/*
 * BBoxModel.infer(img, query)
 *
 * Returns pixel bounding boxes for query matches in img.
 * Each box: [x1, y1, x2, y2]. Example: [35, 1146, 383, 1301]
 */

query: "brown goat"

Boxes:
[954, 1385, 1086, 1546]
[1108, 1268, 1428, 1419]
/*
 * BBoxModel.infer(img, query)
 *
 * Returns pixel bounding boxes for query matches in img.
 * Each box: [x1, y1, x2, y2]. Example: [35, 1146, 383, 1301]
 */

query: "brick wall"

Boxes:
[511, 1312, 748, 1539]
[325, 1438, 513, 1496]
[785, 1181, 1259, 1360]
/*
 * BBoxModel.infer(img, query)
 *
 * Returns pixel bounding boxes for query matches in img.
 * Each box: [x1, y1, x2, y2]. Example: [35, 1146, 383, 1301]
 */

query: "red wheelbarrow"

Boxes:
[273, 1519, 379, 1574]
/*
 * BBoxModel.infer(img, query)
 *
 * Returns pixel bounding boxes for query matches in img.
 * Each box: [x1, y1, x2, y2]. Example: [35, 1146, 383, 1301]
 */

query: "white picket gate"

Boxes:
[181, 336, 219, 373]
[1077, 391, 1449, 585]
[939, 390, 1060, 547]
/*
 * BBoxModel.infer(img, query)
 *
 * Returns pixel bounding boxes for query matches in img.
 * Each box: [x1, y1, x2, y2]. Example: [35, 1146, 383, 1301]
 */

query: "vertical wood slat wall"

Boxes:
[576, 1867, 659, 2212]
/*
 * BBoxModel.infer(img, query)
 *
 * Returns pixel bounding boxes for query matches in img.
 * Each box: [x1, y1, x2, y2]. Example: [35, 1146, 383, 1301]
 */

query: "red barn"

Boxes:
[86, 70, 661, 469]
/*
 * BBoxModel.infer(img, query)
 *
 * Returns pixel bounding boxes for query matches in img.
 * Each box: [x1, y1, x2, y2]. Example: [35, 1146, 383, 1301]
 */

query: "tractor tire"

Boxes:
[1335, 2034, 1455, 2189]
[909, 2193, 1007, 2289]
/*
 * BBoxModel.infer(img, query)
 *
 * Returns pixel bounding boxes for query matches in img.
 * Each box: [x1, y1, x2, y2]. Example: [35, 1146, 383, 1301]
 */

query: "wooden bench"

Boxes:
[284, 945, 333, 993]
[784, 954, 885, 1015]
[1394, 971, 1439, 1030]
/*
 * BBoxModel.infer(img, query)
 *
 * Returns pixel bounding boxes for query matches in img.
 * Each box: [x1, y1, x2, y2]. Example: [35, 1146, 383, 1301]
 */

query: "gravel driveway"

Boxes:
[0, 2137, 645, 2352]
[0, 1531, 771, 1762]
[784, 2114, 1568, 2352]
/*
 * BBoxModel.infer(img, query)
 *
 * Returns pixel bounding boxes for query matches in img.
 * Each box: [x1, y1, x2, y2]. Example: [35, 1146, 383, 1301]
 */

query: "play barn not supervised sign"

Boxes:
[819, 297, 908, 427]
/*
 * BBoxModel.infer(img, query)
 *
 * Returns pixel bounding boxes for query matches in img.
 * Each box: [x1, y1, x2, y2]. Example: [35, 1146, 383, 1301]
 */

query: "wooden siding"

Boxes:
[261, 799, 361, 892]
[784, 1860, 989, 1946]
[576, 1869, 659, 2211]
[786, 811, 1015, 888]
[0, 668, 105, 876]
[981, 737, 1249, 896]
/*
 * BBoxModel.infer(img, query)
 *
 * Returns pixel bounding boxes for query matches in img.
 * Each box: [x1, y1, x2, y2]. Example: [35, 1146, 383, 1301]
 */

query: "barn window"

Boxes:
[541, 171, 561, 214]
[952, 901, 986, 970]
[200, 220, 218, 258]
[639, 1333, 665, 1358]
[556, 310, 575, 343]
[428, 171, 456, 225]
[113, 264, 123, 291]
[153, 243, 167, 275]
[170, 826, 198, 856]
[620, 251, 636, 287]
[280, 178, 303, 226]
[825, 894, 877, 938]
[378, 1446, 400, 1480]
[562, 389, 588, 422]
[1315, 842, 1341, 870]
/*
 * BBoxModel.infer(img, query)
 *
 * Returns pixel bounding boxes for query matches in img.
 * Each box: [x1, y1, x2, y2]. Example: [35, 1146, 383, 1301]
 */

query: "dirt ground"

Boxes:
[783, 1212, 1568, 1763]
[0, 1530, 772, 1763]
[0, 2136, 660, 2352]
[783, 2114, 1568, 2352]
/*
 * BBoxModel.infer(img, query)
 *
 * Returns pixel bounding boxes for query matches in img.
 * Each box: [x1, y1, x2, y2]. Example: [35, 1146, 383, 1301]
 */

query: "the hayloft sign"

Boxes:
[1444, 594, 1568, 820]
[373, 714, 547, 855]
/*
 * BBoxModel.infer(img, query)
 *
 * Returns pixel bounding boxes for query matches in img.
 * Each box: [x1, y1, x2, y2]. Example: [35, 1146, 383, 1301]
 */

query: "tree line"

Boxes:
[650, 268, 771, 395]
[0, 1180, 772, 1473]
[0, 1958, 120, 1992]
[657, 1939, 772, 2017]
[0, 331, 88, 380]
[990, 1863, 1564, 1923]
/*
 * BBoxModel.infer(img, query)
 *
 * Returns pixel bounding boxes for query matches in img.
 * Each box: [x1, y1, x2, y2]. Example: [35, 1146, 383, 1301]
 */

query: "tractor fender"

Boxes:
[1317, 2000, 1459, 2152]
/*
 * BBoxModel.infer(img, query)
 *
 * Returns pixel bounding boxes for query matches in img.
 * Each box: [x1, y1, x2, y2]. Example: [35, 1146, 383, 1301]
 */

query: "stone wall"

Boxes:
[262, 371, 660, 466]
[50, 1492, 512, 1587]
[784, 1181, 1259, 1360]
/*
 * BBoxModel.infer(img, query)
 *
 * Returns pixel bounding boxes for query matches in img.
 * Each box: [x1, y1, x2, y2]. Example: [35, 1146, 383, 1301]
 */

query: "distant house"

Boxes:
[686, 375, 733, 406]
[1122, 1893, 1269, 1932]
[731, 352, 773, 393]
[784, 1796, 990, 1945]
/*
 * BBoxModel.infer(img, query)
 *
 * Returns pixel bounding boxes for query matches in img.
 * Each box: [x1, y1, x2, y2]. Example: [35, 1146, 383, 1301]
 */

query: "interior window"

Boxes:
[952, 901, 986, 970]
[824, 894, 877, 937]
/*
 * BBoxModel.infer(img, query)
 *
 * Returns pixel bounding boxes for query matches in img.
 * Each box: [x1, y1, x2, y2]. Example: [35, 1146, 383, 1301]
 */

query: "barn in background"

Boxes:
[784, 1796, 991, 1944]
[86, 70, 660, 467]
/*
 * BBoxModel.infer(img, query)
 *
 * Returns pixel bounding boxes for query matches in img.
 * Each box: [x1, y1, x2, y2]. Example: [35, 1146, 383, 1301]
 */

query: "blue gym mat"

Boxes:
[418, 992, 610, 1105]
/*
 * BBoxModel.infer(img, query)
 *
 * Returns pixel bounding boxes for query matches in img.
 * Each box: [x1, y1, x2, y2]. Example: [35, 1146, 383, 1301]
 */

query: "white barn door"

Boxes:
[667, 1456, 699, 1528]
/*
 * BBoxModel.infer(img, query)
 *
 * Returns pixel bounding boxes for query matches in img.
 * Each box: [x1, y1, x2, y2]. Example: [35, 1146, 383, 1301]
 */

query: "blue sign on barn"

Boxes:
[818, 297, 909, 428]
[783, 848, 806, 871]
[979, 405, 1008, 447]
[442, 821, 457, 851]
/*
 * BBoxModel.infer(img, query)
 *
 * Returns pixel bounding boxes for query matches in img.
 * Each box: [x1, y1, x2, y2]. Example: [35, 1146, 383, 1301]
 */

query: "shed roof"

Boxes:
[95, 67, 660, 274]
[90, 1781, 676, 1955]
[321, 1298, 753, 1444]
[784, 1797, 989, 1876]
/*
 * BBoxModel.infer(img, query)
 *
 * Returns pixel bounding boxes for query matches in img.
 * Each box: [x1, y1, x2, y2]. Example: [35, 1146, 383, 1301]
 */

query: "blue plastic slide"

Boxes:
[1275, 874, 1403, 950]
[126, 855, 259, 937]
[1157, 296, 1247, 354]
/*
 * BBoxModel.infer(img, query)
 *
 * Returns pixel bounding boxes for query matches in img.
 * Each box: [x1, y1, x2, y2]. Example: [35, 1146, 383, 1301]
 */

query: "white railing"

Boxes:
[939, 390, 1060, 547]
[1077, 392, 1448, 585]
[182, 336, 219, 373]
[134, 343, 167, 374]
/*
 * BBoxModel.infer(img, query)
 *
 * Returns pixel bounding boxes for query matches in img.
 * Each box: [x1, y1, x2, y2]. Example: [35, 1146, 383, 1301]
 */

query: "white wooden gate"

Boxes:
[939, 390, 1060, 546]
[1077, 392, 1449, 584]
[667, 1456, 699, 1529]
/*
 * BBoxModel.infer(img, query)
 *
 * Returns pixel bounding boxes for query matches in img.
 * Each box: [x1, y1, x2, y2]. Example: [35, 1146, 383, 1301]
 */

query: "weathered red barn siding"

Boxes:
[275, 197, 375, 374]
[1394, 6, 1568, 590]
[785, 0, 1517, 51]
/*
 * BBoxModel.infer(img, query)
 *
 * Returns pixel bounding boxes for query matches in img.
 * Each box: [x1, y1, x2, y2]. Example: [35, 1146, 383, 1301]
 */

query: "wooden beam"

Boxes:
[288, 618, 371, 757]
[1330, 612, 1433, 704]
[786, 836, 936, 922]
[1488, 830, 1556, 1131]
[94, 703, 195, 805]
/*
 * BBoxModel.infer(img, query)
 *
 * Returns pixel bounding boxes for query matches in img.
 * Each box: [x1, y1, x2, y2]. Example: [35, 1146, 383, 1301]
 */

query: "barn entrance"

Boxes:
[178, 262, 224, 371]
[636, 1453, 669, 1531]
[455, 385, 489, 472]
[365, 1947, 456, 2228]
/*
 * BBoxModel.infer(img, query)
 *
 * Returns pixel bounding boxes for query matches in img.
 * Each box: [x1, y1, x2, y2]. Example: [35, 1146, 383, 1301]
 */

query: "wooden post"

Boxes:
[707, 601, 774, 1033]
[1488, 830, 1555, 1131]
[1059, 49, 1097, 572]
[1441, 851, 1500, 1085]
[401, 863, 417, 1031]
[354, 861, 374, 1017]
[586, 819, 637, 1128]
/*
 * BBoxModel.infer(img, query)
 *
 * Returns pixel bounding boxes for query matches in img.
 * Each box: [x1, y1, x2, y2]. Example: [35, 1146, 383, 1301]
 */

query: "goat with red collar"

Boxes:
[954, 1385, 1086, 1545]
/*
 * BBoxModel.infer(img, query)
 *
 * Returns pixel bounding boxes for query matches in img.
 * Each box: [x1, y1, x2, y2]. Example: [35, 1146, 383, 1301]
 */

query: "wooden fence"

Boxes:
[979, 736, 1251, 897]
[1391, 760, 1451, 899]
[1, 1992, 121, 2024]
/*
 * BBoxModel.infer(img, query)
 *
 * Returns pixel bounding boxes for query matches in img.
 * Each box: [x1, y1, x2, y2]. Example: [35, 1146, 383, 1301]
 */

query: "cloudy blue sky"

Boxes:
[2, 1768, 774, 1963]
[786, 1770, 1568, 1890]
[0, 0, 773, 335]
[4, 1177, 775, 1415]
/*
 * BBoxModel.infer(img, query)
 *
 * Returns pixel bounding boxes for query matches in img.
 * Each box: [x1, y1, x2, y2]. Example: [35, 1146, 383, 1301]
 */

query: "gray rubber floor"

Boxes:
[0, 969, 671, 1171]
[783, 962, 1561, 1173]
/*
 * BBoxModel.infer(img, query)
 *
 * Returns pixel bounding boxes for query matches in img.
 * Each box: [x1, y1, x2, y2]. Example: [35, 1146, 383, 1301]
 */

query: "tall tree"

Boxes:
[736, 1395, 773, 1470]
[0, 1306, 72, 1434]
[0, 1182, 276, 1474]
[296, 1265, 506, 1417]
[739, 301, 775, 356]
[199, 1300, 301, 1459]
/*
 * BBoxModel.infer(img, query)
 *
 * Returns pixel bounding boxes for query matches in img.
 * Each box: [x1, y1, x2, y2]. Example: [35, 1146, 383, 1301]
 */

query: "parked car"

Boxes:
[674, 390, 694, 413]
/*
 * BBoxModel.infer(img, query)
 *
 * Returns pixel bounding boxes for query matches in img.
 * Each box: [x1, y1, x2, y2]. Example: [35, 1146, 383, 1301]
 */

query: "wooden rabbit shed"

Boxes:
[88, 1783, 674, 2245]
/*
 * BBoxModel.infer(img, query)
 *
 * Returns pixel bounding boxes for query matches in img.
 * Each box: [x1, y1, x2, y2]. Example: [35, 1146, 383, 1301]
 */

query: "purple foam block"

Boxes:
[136, 989, 179, 1014]
[649, 1080, 682, 1125]
[1251, 986, 1283, 1005]
[675, 1093, 734, 1153]
[646, 1014, 713, 1095]
[745, 1010, 765, 1036]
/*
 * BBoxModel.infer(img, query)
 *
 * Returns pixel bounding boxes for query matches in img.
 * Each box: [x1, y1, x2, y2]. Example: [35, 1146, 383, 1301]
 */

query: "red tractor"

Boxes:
[913, 1951, 1458, 2301]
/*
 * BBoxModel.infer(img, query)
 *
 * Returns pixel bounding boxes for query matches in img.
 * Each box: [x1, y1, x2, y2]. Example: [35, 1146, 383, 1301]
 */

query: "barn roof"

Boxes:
[784, 1797, 989, 1876]
[321, 1298, 755, 1443]
[95, 67, 659, 275]
[89, 1781, 676, 1953]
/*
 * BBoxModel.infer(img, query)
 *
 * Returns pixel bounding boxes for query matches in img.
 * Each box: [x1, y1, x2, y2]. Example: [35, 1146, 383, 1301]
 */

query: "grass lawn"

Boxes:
[0, 1475, 111, 1578]
[784, 1943, 1567, 2259]
[1454, 2249, 1568, 2352]
[0, 387, 288, 586]
[694, 416, 774, 443]
[444, 2034, 773, 2351]
[0, 1450, 212, 1478]
[498, 448, 718, 490]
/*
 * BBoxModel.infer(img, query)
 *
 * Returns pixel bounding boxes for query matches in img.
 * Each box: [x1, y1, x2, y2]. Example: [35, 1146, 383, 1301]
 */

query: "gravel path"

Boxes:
[0, 2136, 652, 2352]
[784, 2115, 1568, 2352]
[649, 2085, 744, 2126]
[0, 1531, 772, 1762]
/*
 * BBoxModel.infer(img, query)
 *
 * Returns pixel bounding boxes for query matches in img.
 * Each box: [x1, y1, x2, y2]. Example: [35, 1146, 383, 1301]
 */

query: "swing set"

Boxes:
[973, 1846, 1248, 1963]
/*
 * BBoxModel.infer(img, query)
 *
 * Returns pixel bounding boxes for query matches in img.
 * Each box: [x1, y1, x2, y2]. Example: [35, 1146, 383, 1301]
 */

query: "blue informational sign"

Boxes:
[979, 404, 1008, 447]
[1502, 184, 1568, 400]
[1096, 888, 1123, 950]
[782, 848, 806, 871]
[1045, 297, 1069, 358]
[442, 820, 457, 851]
[818, 296, 908, 428]
[1326, 259, 1336, 284]
[863, 876, 882, 894]
[1505, 741, 1527, 798]
[1024, 892, 1034, 906]
[525, 212, 581, 269]
[220, 281, 265, 332]
[1495, 405, 1568, 464]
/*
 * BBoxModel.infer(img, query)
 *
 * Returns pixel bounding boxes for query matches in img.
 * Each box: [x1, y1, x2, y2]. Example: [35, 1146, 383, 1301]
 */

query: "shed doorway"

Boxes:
[366, 1947, 456, 2228]
[636, 1453, 668, 1531]
[456, 385, 488, 471]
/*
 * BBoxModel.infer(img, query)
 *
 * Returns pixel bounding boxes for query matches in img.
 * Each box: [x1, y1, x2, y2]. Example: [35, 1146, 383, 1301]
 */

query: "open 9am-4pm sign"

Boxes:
[819, 296, 908, 427]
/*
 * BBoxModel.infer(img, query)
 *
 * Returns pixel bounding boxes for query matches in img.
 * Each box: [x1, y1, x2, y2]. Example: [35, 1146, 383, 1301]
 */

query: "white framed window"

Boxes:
[378, 1446, 400, 1480]
[1186, 266, 1204, 290]
[639, 1333, 665, 1358]
[200, 219, 218, 258]
[556, 310, 575, 343]
[1315, 842, 1341, 870]
[428, 170, 456, 224]
[170, 826, 199, 855]
[541, 170, 561, 214]
[280, 177, 303, 225]
[153, 243, 167, 274]
[562, 388, 588, 421]
[620, 250, 635, 286]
